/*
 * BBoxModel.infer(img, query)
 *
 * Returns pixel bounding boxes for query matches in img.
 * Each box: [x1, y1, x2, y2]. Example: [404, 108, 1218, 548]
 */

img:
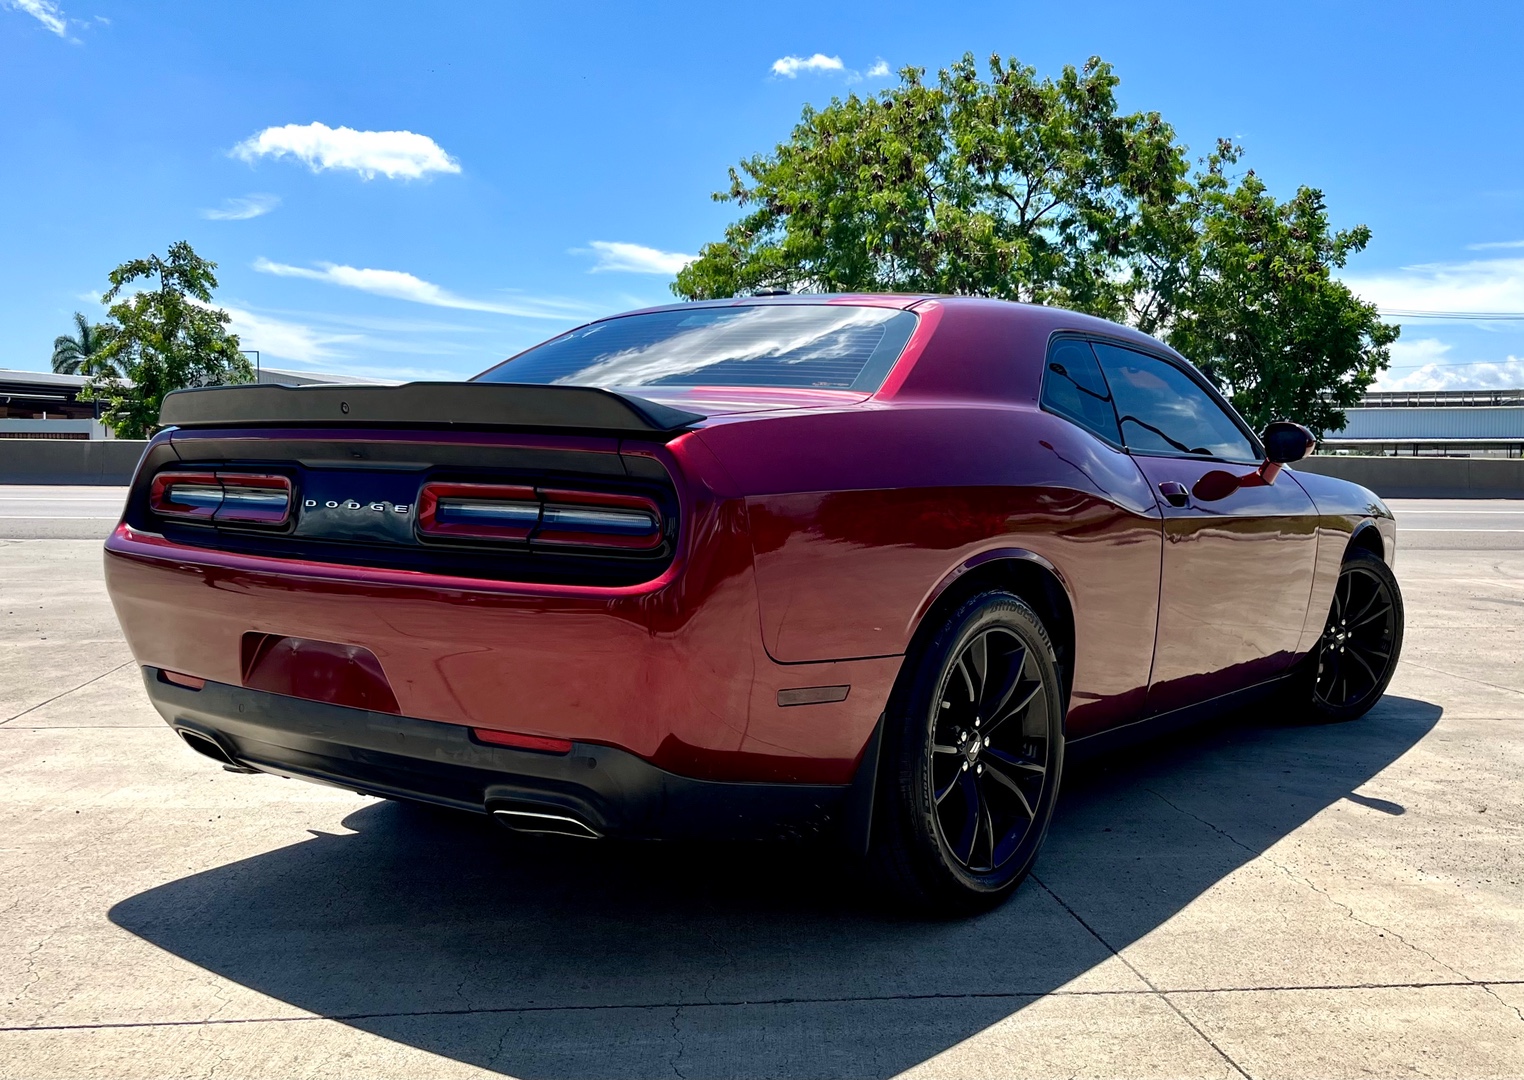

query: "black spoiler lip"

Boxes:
[158, 382, 707, 437]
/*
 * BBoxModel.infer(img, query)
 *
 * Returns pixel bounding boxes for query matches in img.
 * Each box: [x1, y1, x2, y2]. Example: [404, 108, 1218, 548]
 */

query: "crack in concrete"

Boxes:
[1031, 874, 1253, 1079]
[1482, 984, 1524, 1024]
[1, 659, 135, 726]
[1144, 786, 1524, 1025]
[668, 1004, 686, 1079]
[7, 979, 1524, 1033]
[1400, 660, 1524, 699]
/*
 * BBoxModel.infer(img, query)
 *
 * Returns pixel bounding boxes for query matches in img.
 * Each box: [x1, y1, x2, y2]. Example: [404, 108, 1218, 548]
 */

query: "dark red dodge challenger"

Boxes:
[104, 295, 1404, 912]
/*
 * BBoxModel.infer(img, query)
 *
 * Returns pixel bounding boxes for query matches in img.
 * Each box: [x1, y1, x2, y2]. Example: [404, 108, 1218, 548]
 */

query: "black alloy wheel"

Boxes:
[872, 590, 1064, 914]
[1308, 547, 1404, 722]
[930, 625, 1050, 873]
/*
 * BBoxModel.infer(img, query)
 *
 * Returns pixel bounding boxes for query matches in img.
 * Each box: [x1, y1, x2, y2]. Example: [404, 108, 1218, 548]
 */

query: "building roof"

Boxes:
[0, 368, 91, 390]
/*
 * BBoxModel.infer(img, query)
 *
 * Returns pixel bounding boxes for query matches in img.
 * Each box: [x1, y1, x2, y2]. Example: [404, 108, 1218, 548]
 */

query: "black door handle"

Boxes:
[1158, 481, 1190, 508]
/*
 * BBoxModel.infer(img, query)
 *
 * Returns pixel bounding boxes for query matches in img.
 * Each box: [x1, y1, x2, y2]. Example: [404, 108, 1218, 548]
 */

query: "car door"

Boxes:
[1090, 341, 1320, 716]
[1036, 337, 1162, 737]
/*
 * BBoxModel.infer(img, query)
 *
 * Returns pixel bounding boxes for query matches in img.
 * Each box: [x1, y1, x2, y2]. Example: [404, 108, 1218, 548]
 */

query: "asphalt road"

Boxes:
[2, 488, 1522, 1078]
[0, 485, 127, 539]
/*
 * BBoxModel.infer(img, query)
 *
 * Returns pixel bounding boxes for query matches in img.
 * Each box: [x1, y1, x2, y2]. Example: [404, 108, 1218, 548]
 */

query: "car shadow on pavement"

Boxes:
[110, 694, 1440, 1079]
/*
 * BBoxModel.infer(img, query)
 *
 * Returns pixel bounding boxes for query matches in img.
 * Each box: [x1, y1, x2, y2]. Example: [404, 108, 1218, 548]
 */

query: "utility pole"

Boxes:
[240, 350, 261, 382]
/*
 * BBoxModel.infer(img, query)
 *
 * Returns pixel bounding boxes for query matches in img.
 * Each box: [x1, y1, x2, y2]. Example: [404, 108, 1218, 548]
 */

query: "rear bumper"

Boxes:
[145, 669, 875, 844]
[105, 522, 899, 786]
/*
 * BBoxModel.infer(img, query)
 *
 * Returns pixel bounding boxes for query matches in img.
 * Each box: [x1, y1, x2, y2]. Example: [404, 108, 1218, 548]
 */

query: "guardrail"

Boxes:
[0, 439, 149, 485]
[1295, 456, 1524, 499]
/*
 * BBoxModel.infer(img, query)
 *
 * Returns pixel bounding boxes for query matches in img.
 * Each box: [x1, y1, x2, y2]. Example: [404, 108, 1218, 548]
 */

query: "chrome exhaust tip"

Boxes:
[490, 807, 602, 839]
[176, 728, 257, 773]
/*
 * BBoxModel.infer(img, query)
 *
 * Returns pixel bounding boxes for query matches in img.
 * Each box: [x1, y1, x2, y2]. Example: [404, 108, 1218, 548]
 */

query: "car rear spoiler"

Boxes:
[158, 382, 707, 437]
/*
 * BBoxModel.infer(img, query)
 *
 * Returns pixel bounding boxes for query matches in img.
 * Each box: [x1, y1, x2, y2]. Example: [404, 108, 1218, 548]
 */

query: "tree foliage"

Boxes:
[51, 312, 118, 376]
[87, 242, 252, 439]
[1163, 144, 1398, 434]
[673, 54, 1397, 436]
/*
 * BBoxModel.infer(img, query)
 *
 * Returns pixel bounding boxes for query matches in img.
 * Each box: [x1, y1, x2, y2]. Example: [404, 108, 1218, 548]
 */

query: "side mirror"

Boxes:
[1261, 421, 1315, 465]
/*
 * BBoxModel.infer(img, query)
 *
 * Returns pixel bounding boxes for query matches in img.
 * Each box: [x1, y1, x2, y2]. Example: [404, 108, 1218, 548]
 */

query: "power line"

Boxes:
[1380, 308, 1524, 321]
[1386, 358, 1524, 369]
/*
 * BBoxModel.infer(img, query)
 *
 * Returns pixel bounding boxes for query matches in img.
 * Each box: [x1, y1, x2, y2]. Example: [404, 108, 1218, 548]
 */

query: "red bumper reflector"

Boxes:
[471, 727, 574, 754]
[158, 670, 207, 691]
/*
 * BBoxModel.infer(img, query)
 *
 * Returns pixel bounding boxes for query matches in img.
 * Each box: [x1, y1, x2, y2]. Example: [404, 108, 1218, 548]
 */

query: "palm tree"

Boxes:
[51, 312, 117, 376]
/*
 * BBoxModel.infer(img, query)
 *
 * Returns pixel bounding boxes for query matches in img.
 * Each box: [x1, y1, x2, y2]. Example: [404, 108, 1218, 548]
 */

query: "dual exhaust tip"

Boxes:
[176, 728, 257, 773]
[177, 727, 602, 838]
[490, 805, 602, 840]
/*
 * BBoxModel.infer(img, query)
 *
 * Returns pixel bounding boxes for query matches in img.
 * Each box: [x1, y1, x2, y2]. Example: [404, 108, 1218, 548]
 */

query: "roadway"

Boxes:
[2, 487, 1522, 1077]
[2, 485, 1519, 546]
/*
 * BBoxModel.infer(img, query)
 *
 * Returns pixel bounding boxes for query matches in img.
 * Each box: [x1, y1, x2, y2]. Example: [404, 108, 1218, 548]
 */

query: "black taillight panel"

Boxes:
[137, 452, 679, 588]
[149, 470, 293, 528]
[417, 481, 664, 552]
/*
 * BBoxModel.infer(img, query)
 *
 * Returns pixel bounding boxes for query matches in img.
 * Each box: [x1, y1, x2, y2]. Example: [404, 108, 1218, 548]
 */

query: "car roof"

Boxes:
[606, 293, 937, 318]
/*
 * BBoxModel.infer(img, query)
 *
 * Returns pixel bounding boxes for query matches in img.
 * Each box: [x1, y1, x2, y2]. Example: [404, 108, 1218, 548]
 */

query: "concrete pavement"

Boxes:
[1, 492, 1521, 1078]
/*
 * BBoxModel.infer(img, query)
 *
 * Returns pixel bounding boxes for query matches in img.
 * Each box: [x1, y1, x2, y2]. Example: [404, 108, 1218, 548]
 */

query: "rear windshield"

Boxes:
[475, 305, 918, 391]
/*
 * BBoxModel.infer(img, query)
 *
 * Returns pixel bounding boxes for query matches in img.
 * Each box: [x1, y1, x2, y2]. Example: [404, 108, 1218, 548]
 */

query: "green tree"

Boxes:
[675, 54, 1188, 322]
[88, 242, 252, 438]
[1161, 144, 1399, 435]
[50, 312, 118, 376]
[674, 54, 1396, 437]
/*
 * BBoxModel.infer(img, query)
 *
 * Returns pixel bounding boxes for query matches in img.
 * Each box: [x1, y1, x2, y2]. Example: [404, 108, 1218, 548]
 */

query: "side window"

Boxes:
[1091, 343, 1258, 462]
[1041, 338, 1121, 444]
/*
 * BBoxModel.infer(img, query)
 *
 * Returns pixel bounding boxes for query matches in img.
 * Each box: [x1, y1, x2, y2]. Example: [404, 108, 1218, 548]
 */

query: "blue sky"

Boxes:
[3, 0, 1522, 389]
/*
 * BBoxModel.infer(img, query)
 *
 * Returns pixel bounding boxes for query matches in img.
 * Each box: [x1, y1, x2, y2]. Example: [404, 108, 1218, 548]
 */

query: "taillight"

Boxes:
[417, 483, 539, 542]
[417, 482, 663, 551]
[149, 471, 292, 527]
[536, 489, 662, 550]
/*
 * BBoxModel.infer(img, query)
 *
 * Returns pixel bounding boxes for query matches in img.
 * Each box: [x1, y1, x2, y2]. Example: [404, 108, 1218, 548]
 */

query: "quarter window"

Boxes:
[1040, 338, 1121, 444]
[1091, 343, 1258, 461]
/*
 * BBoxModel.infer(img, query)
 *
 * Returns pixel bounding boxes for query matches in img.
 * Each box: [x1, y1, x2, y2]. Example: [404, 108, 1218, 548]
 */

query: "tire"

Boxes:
[1300, 547, 1405, 723]
[870, 590, 1065, 915]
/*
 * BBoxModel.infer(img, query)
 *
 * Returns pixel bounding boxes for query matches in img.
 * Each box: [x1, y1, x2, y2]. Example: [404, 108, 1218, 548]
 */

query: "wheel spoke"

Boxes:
[968, 633, 988, 700]
[1350, 604, 1390, 631]
[934, 771, 960, 805]
[956, 771, 981, 863]
[978, 796, 996, 871]
[982, 759, 1036, 818]
[1345, 646, 1381, 692]
[991, 819, 1027, 868]
[984, 680, 1042, 736]
[1344, 584, 1380, 629]
[984, 745, 1045, 775]
[955, 655, 976, 704]
[979, 642, 1027, 719]
[1318, 648, 1343, 701]
[931, 743, 961, 755]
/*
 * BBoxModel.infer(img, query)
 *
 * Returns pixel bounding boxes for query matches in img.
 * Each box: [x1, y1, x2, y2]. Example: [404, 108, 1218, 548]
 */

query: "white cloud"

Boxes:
[253, 258, 588, 320]
[771, 53, 844, 78]
[219, 304, 361, 365]
[1370, 337, 1524, 392]
[1344, 255, 1524, 319]
[1386, 337, 1453, 369]
[4, 0, 68, 35]
[585, 241, 694, 276]
[1376, 355, 1524, 392]
[1466, 239, 1524, 251]
[866, 59, 891, 78]
[201, 193, 281, 221]
[232, 122, 460, 180]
